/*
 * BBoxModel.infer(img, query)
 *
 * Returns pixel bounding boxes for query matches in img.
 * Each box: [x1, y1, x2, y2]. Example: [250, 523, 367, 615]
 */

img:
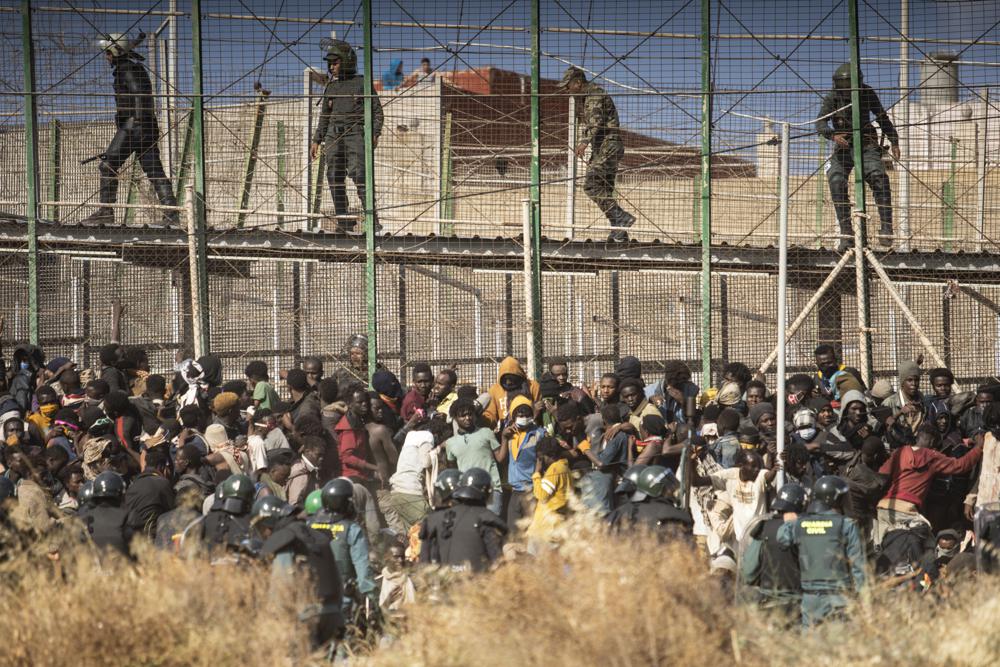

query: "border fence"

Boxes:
[1, 0, 999, 392]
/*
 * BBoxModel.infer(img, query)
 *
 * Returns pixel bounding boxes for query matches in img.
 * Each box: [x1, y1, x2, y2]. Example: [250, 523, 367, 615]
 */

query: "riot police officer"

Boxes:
[304, 488, 323, 517]
[611, 463, 647, 506]
[816, 64, 899, 250]
[310, 40, 384, 233]
[417, 468, 463, 564]
[419, 467, 507, 572]
[252, 495, 345, 652]
[86, 470, 133, 557]
[308, 478, 378, 612]
[191, 474, 254, 554]
[82, 33, 178, 226]
[741, 482, 808, 619]
[778, 475, 867, 626]
[607, 464, 692, 537]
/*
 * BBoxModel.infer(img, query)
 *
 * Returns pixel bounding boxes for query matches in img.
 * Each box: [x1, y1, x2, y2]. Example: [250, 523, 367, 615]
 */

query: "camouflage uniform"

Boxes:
[816, 68, 898, 239]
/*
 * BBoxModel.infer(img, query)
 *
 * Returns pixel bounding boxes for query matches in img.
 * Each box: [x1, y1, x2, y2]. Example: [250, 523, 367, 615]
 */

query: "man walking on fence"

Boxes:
[82, 33, 178, 227]
[816, 63, 899, 252]
[310, 39, 384, 234]
[558, 66, 635, 242]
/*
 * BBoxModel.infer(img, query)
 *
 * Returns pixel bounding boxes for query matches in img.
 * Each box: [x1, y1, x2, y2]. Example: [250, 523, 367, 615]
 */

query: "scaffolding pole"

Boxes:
[528, 0, 544, 378]
[21, 0, 39, 344]
[898, 0, 910, 251]
[700, 0, 713, 388]
[362, 0, 377, 383]
[848, 0, 872, 383]
[190, 0, 211, 354]
[775, 122, 789, 489]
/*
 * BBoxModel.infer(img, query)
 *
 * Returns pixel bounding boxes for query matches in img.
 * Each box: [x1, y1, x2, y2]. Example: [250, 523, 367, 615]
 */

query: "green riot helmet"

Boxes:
[250, 495, 295, 529]
[219, 474, 254, 515]
[321, 38, 357, 76]
[833, 63, 859, 89]
[615, 464, 647, 496]
[636, 465, 679, 500]
[433, 469, 463, 502]
[92, 470, 126, 501]
[810, 475, 850, 512]
[321, 478, 355, 515]
[451, 467, 492, 503]
[304, 489, 324, 516]
[772, 482, 808, 514]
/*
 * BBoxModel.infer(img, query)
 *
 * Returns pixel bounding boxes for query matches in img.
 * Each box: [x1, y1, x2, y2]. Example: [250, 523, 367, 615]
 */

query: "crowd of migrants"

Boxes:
[3, 335, 1000, 648]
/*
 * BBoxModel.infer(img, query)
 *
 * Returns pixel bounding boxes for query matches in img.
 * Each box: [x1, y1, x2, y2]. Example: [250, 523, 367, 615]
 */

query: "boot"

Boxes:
[878, 222, 893, 248]
[608, 229, 629, 243]
[607, 205, 635, 228]
[80, 207, 115, 226]
[152, 179, 180, 226]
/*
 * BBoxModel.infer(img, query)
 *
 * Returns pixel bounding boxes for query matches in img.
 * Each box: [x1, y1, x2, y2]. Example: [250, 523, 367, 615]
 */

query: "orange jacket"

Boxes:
[482, 356, 540, 429]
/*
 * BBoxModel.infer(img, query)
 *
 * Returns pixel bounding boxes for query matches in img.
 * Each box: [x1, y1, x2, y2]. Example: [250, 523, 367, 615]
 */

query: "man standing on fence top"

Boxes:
[557, 66, 635, 242]
[816, 63, 900, 251]
[310, 39, 384, 234]
[82, 33, 179, 226]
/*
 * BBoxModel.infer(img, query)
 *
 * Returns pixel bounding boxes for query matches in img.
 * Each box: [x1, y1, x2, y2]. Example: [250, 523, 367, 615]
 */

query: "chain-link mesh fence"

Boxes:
[1, 0, 999, 393]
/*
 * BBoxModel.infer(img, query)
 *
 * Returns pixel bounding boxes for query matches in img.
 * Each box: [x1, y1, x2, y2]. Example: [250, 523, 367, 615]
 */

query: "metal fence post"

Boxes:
[776, 123, 790, 489]
[362, 0, 378, 383]
[528, 0, 544, 378]
[700, 0, 713, 388]
[191, 0, 211, 354]
[21, 0, 40, 344]
[848, 0, 872, 384]
[48, 119, 60, 222]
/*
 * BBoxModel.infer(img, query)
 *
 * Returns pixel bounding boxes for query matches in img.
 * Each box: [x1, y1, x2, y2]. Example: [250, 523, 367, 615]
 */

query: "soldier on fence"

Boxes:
[557, 66, 636, 242]
[82, 33, 178, 227]
[816, 63, 900, 251]
[310, 40, 384, 233]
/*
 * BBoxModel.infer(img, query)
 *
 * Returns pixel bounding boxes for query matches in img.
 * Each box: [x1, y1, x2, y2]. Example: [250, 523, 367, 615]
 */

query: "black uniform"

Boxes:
[201, 510, 251, 552]
[313, 73, 383, 227]
[263, 518, 345, 649]
[607, 497, 693, 539]
[418, 503, 507, 572]
[92, 53, 177, 224]
[86, 503, 134, 556]
[742, 515, 801, 617]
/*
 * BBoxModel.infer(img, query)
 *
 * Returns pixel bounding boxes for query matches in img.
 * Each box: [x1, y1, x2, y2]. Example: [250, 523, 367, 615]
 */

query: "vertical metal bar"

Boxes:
[398, 266, 407, 370]
[848, 0, 872, 383]
[276, 120, 286, 226]
[186, 188, 205, 359]
[815, 134, 825, 247]
[898, 0, 910, 251]
[48, 119, 60, 222]
[692, 174, 700, 239]
[528, 0, 544, 378]
[124, 161, 139, 226]
[943, 137, 956, 251]
[942, 288, 952, 368]
[174, 111, 194, 204]
[440, 111, 454, 232]
[504, 273, 514, 355]
[190, 0, 211, 354]
[523, 199, 538, 376]
[21, 0, 40, 344]
[168, 0, 178, 175]
[976, 87, 990, 251]
[292, 262, 302, 366]
[362, 0, 377, 384]
[82, 261, 92, 367]
[304, 68, 316, 231]
[700, 0, 713, 389]
[566, 95, 577, 239]
[236, 90, 269, 227]
[776, 122, 790, 489]
[610, 270, 621, 361]
[719, 276, 729, 361]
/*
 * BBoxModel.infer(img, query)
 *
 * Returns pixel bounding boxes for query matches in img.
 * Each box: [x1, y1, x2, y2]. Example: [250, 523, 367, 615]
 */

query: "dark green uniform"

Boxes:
[815, 84, 898, 237]
[578, 81, 625, 219]
[308, 510, 377, 609]
[778, 508, 867, 626]
[741, 515, 801, 620]
[313, 68, 384, 227]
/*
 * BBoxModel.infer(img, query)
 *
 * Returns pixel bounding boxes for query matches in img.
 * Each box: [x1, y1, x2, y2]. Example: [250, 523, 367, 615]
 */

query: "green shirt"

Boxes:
[445, 427, 502, 489]
[252, 380, 280, 411]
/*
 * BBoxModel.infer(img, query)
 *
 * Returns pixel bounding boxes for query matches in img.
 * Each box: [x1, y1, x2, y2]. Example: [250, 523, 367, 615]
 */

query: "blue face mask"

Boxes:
[19, 361, 29, 371]
[797, 427, 817, 441]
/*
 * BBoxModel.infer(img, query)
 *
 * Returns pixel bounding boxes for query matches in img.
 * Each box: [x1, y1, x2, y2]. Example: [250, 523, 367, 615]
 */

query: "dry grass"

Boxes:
[5, 517, 1000, 666]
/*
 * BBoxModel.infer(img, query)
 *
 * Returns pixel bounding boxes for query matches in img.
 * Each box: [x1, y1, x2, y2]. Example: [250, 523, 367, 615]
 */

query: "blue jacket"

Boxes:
[508, 427, 545, 492]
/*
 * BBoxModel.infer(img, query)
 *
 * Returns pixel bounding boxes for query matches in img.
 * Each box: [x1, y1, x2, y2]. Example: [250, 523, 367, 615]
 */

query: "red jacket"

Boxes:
[334, 414, 371, 481]
[400, 388, 427, 421]
[879, 444, 982, 509]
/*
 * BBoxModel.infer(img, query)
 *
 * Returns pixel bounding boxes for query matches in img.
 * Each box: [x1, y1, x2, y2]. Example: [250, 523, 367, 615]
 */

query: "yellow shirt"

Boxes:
[527, 459, 571, 539]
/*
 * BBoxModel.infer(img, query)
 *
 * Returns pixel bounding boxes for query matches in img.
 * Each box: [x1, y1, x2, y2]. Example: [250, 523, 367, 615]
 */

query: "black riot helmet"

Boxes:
[615, 464, 647, 497]
[771, 482, 809, 514]
[250, 495, 295, 530]
[321, 38, 357, 76]
[92, 470, 126, 501]
[451, 467, 492, 504]
[434, 469, 463, 503]
[810, 475, 850, 513]
[833, 62, 860, 89]
[321, 478, 355, 515]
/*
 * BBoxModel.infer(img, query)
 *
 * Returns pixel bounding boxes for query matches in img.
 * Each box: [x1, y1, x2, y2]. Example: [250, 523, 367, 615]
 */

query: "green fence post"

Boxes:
[440, 111, 454, 233]
[848, 0, 872, 384]
[276, 120, 286, 226]
[942, 137, 957, 252]
[21, 0, 40, 344]
[700, 0, 713, 388]
[362, 0, 378, 383]
[816, 134, 826, 247]
[528, 0, 544, 378]
[174, 111, 194, 204]
[48, 119, 60, 222]
[190, 0, 211, 354]
[236, 88, 269, 227]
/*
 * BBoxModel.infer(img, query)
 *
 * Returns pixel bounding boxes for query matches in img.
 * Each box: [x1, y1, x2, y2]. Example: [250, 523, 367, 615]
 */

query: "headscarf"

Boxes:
[381, 59, 404, 89]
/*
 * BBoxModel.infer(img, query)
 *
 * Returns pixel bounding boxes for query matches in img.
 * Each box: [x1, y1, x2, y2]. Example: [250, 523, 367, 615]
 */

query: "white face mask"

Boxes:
[797, 427, 817, 441]
[515, 417, 533, 428]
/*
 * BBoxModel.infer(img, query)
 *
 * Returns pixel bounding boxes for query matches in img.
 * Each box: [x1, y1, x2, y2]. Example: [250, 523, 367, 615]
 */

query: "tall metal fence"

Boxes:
[1, 0, 999, 391]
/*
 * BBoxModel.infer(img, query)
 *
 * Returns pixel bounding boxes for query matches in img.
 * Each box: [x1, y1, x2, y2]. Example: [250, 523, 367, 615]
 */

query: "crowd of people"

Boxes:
[2, 334, 1000, 649]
